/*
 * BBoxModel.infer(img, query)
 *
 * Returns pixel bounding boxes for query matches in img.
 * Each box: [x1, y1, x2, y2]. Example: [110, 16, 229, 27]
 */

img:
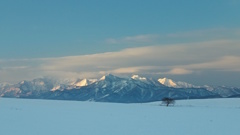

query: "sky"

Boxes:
[0, 0, 240, 87]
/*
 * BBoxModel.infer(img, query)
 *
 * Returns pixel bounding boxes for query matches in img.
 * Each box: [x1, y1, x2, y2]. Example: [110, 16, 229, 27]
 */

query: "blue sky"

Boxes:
[0, 0, 240, 86]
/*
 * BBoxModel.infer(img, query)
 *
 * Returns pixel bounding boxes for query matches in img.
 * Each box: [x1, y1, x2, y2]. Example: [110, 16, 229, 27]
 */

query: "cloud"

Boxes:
[106, 28, 240, 45]
[166, 28, 237, 38]
[123, 35, 159, 42]
[167, 68, 193, 75]
[0, 66, 28, 70]
[111, 66, 156, 74]
[105, 38, 118, 44]
[0, 39, 240, 83]
[180, 56, 240, 72]
[106, 34, 159, 44]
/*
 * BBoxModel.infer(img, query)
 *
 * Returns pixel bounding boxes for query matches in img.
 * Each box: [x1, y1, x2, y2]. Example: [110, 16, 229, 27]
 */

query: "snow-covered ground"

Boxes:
[0, 98, 239, 135]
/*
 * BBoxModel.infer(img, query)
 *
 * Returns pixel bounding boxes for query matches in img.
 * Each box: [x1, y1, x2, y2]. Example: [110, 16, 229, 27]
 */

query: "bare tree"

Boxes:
[162, 97, 175, 107]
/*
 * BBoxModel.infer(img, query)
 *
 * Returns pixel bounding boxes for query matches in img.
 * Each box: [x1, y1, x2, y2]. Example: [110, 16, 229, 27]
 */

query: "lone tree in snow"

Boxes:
[162, 97, 175, 107]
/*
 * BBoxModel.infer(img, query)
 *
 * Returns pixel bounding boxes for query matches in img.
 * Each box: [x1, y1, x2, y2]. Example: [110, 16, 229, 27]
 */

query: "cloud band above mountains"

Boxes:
[0, 39, 240, 85]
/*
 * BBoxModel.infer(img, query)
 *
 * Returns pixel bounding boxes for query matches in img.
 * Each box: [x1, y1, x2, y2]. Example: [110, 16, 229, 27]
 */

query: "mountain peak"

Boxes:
[100, 76, 106, 80]
[75, 79, 88, 87]
[100, 74, 119, 81]
[158, 78, 177, 87]
[1, 74, 239, 102]
[73, 78, 97, 87]
[158, 77, 200, 88]
[131, 75, 147, 81]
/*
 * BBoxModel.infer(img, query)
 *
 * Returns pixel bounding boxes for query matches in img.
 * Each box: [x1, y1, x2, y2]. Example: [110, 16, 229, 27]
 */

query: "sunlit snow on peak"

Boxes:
[158, 78, 177, 87]
[100, 76, 106, 80]
[131, 75, 147, 81]
[158, 77, 201, 88]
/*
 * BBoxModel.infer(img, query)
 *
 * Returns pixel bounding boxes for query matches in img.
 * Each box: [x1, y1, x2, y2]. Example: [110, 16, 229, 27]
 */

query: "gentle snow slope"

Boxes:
[0, 98, 239, 135]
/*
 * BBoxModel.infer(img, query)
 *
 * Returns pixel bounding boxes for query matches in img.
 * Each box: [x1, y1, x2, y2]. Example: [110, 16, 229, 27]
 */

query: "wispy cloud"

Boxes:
[106, 28, 240, 45]
[106, 34, 159, 44]
[167, 68, 193, 75]
[0, 39, 240, 83]
[166, 28, 238, 38]
[0, 66, 28, 70]
[110, 66, 156, 74]
[180, 56, 240, 72]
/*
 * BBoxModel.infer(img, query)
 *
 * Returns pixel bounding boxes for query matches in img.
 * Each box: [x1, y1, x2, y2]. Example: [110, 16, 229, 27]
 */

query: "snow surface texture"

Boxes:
[0, 98, 239, 135]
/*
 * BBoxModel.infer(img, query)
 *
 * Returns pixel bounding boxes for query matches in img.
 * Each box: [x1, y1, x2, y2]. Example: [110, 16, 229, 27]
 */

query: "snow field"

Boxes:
[0, 98, 239, 135]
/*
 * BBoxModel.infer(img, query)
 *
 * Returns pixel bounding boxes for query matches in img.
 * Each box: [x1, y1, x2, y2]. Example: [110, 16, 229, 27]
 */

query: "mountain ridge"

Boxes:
[0, 74, 239, 103]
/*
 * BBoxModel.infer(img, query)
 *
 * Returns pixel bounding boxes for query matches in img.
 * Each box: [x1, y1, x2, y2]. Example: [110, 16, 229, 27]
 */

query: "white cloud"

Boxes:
[181, 56, 240, 72]
[166, 28, 231, 38]
[106, 34, 158, 44]
[0, 66, 28, 70]
[123, 35, 159, 42]
[106, 28, 240, 45]
[111, 66, 156, 74]
[105, 38, 118, 44]
[0, 39, 240, 83]
[167, 68, 193, 75]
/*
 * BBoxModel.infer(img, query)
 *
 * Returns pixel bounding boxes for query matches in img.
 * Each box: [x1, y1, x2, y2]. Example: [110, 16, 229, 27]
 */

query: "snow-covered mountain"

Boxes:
[157, 77, 240, 97]
[158, 78, 200, 88]
[131, 75, 148, 82]
[211, 86, 240, 97]
[0, 77, 97, 96]
[0, 74, 239, 102]
[131, 75, 164, 87]
[72, 79, 97, 87]
[0, 82, 10, 88]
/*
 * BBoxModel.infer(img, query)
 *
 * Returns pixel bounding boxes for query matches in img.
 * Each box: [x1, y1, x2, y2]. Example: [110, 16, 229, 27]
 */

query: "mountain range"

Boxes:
[0, 74, 240, 103]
